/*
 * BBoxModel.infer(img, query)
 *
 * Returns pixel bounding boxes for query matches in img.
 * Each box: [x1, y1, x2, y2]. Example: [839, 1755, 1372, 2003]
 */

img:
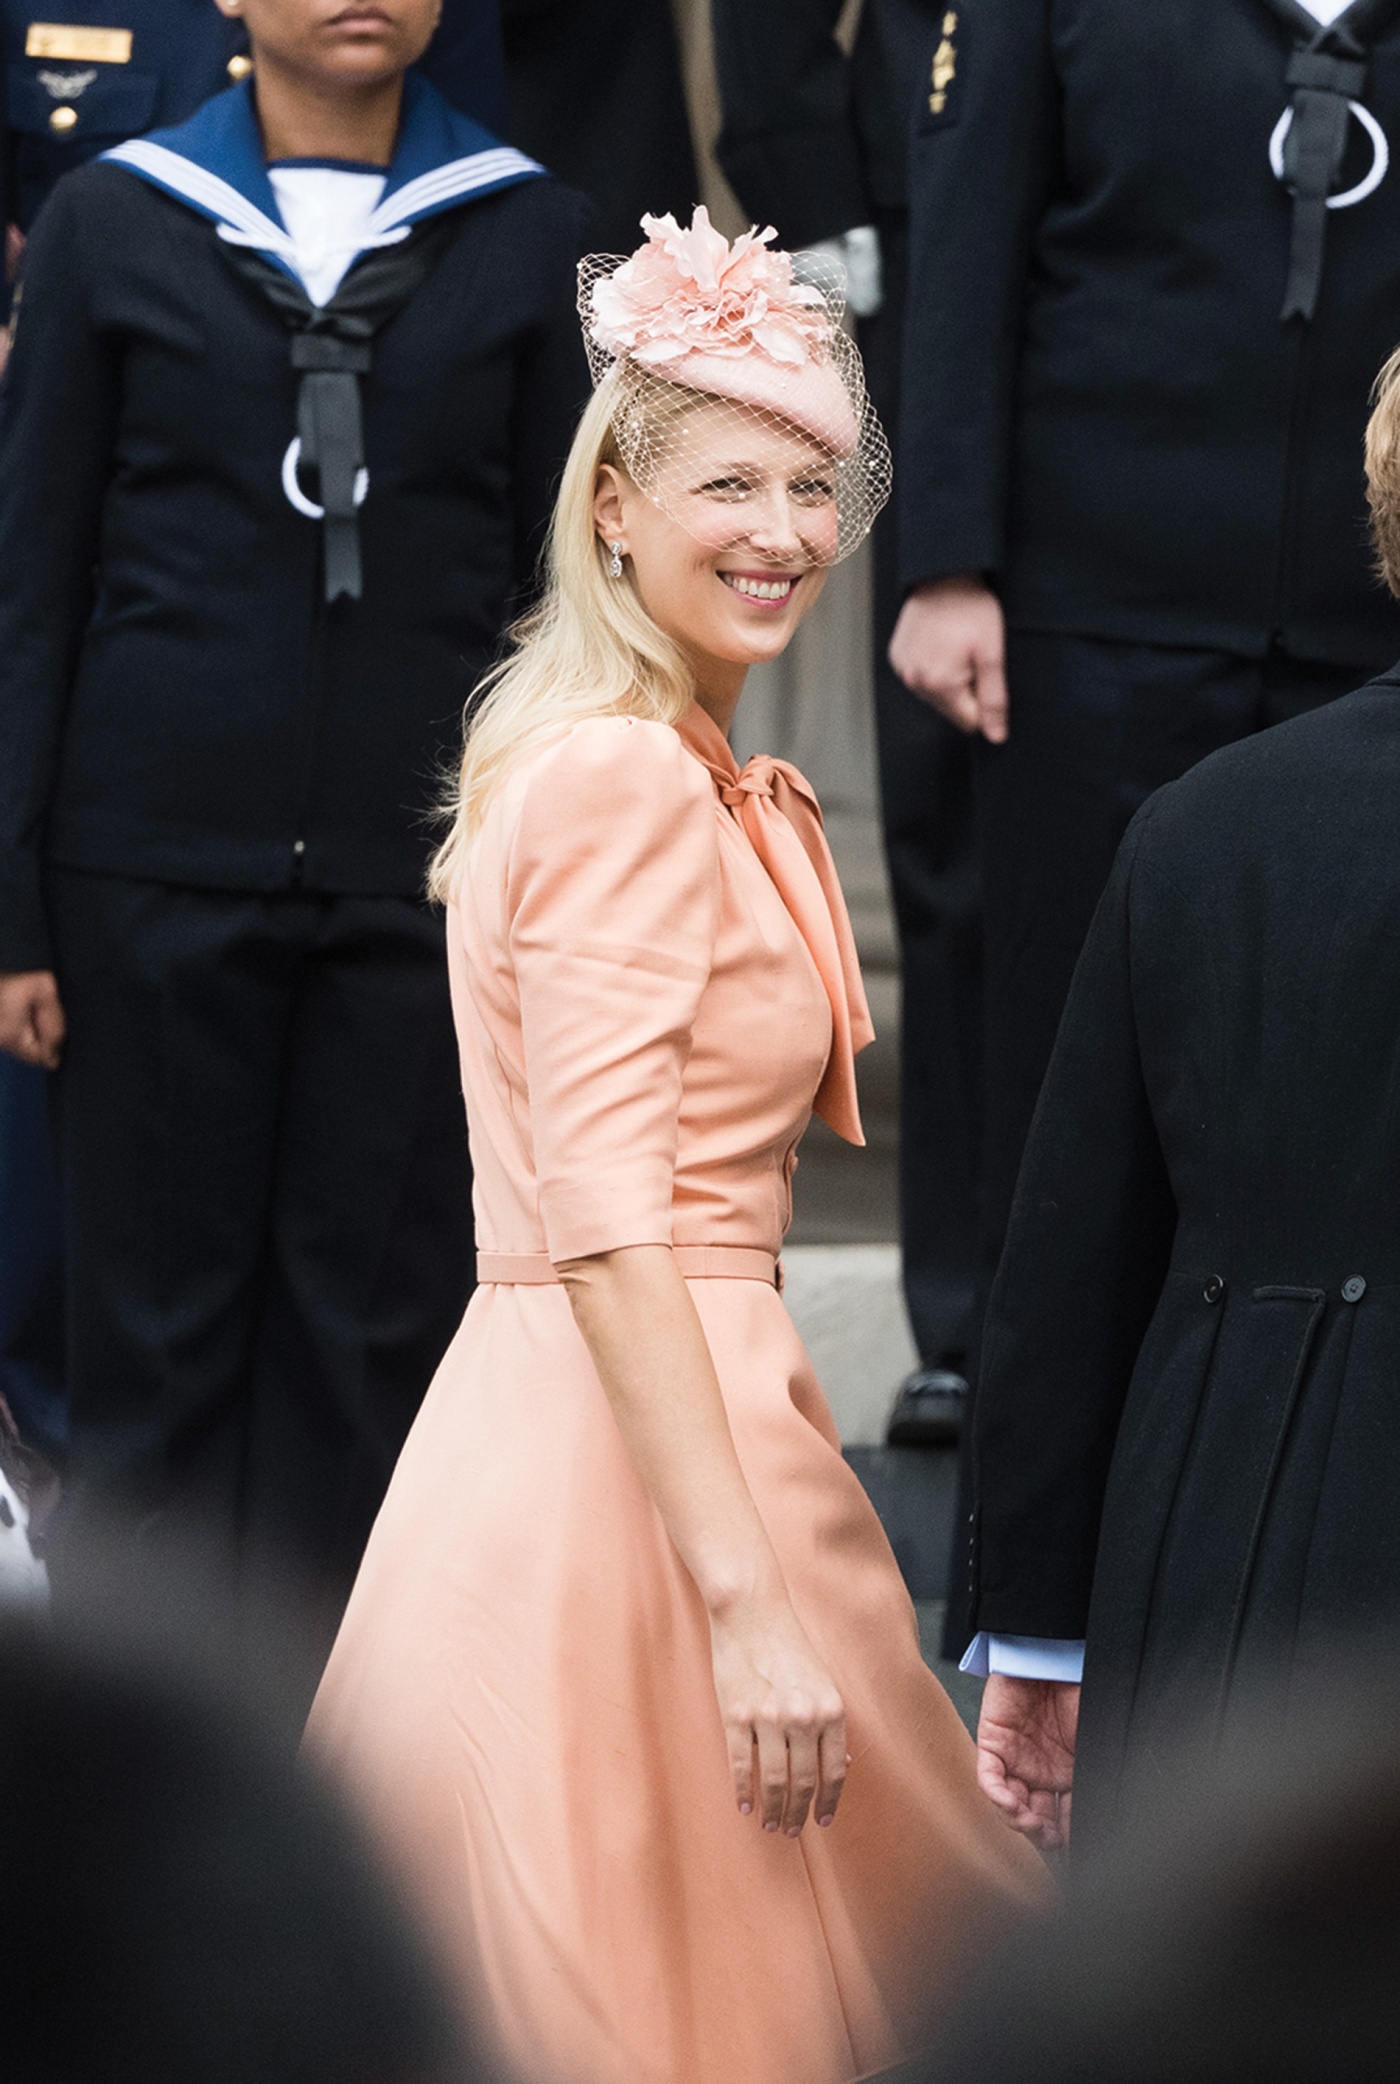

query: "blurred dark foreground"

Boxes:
[12, 1533, 1400, 2084]
[892, 1654, 1400, 2084]
[0, 1542, 494, 2084]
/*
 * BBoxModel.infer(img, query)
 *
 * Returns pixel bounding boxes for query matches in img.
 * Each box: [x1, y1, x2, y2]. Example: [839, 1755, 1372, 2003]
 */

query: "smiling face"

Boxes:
[593, 395, 837, 696]
[218, 0, 441, 90]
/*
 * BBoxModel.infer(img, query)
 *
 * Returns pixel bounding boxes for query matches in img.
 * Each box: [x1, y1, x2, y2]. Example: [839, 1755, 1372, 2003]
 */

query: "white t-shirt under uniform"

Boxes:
[266, 162, 388, 307]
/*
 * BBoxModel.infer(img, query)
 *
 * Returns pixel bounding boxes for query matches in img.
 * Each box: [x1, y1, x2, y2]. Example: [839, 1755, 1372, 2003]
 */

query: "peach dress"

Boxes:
[306, 704, 1048, 2084]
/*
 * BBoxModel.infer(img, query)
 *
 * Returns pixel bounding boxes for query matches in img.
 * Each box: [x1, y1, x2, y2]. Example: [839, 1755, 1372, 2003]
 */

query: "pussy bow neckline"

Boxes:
[676, 703, 873, 1147]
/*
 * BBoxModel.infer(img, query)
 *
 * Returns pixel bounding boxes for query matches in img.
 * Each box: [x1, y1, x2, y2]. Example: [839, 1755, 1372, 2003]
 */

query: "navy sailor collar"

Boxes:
[103, 73, 545, 288]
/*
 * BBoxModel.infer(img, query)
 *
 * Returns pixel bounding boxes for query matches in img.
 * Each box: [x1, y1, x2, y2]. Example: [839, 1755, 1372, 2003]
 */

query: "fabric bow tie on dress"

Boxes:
[682, 720, 873, 1145]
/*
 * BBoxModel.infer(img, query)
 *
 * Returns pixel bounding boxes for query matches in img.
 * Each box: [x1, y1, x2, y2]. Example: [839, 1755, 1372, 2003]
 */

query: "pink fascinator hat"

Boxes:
[579, 209, 891, 562]
[585, 208, 858, 457]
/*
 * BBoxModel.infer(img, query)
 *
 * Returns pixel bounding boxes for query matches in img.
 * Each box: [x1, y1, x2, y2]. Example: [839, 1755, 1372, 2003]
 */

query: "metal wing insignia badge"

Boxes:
[37, 67, 98, 97]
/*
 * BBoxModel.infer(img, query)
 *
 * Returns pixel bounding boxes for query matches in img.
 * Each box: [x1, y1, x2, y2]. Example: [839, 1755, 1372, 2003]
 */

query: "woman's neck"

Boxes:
[690, 664, 746, 741]
[253, 63, 403, 166]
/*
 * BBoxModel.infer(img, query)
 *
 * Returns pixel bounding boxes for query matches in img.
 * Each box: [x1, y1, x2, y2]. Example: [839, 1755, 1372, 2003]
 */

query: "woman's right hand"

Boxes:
[709, 1595, 847, 1835]
[0, 971, 65, 1068]
[557, 1247, 848, 1836]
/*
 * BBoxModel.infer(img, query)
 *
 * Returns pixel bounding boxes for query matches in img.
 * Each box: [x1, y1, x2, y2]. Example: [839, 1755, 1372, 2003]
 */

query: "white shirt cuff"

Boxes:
[959, 1632, 1085, 1683]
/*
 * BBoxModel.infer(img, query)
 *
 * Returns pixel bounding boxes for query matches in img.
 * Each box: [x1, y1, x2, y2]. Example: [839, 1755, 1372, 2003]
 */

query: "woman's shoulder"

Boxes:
[518, 713, 714, 809]
[491, 715, 716, 872]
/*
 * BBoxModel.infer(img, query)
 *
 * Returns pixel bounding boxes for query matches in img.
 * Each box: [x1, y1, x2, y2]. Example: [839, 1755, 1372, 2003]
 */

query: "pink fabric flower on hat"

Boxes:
[589, 207, 831, 371]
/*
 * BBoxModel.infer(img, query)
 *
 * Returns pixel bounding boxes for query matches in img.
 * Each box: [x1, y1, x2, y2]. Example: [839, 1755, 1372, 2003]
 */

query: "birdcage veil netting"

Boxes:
[577, 214, 892, 568]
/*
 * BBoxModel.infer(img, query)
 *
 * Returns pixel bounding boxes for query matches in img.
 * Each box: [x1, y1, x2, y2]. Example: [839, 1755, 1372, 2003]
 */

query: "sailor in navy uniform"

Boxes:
[0, 36, 589, 1668]
[0, 2, 507, 1466]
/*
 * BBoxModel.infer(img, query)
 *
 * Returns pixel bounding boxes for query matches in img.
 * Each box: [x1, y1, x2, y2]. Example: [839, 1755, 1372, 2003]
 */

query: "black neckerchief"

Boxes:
[221, 216, 456, 602]
[1256, 0, 1400, 321]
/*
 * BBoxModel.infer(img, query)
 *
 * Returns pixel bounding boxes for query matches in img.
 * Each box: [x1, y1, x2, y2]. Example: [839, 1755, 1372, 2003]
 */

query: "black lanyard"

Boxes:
[221, 217, 455, 602]
[1255, 0, 1400, 320]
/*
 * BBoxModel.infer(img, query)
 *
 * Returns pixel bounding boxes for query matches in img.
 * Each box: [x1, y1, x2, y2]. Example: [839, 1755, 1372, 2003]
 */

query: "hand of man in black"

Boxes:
[0, 972, 65, 1069]
[976, 1675, 1079, 1851]
[888, 575, 1009, 742]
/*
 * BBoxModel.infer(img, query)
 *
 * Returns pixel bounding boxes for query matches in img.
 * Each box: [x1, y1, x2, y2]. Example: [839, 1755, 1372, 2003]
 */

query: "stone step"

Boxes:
[780, 1242, 915, 1446]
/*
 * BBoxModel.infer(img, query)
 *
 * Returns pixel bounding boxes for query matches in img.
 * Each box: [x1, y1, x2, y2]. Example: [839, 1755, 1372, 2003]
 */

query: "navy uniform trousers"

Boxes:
[47, 872, 474, 1657]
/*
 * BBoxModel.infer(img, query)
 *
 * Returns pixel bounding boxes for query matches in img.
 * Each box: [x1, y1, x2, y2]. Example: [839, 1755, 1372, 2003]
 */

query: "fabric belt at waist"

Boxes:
[477, 1247, 783, 1290]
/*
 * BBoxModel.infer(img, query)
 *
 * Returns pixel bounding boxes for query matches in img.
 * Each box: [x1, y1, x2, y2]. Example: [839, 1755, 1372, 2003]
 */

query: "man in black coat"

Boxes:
[892, 0, 1400, 1654]
[959, 346, 1400, 1856]
[713, 0, 984, 1435]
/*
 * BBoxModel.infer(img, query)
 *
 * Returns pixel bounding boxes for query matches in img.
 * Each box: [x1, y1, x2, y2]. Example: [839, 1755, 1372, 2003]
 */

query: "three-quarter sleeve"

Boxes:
[505, 717, 720, 1262]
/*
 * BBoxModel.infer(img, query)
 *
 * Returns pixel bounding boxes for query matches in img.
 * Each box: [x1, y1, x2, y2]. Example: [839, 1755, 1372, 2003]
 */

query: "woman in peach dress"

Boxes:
[306, 211, 1047, 2084]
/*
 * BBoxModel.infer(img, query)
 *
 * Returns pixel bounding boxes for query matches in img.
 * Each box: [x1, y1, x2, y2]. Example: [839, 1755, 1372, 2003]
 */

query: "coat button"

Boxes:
[1203, 1275, 1225, 1303]
[1343, 1276, 1367, 1303]
[48, 104, 78, 133]
[227, 53, 253, 80]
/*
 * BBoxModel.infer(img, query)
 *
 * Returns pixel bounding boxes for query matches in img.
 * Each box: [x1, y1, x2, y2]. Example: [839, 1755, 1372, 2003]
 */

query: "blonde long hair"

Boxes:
[428, 375, 698, 901]
[1366, 343, 1400, 600]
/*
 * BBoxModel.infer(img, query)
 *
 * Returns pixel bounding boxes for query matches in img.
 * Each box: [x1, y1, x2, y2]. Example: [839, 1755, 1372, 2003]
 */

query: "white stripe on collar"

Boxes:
[104, 137, 287, 247]
[368, 146, 543, 232]
[105, 136, 543, 264]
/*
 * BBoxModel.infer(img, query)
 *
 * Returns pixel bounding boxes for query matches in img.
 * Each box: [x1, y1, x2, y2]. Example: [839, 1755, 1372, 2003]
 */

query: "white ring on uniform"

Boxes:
[280, 435, 369, 520]
[1269, 100, 1389, 209]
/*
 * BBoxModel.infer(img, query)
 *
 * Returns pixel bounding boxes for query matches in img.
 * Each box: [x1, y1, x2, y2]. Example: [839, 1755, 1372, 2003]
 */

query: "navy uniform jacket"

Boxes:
[0, 0, 505, 238]
[898, 0, 1400, 669]
[712, 0, 938, 248]
[0, 74, 590, 972]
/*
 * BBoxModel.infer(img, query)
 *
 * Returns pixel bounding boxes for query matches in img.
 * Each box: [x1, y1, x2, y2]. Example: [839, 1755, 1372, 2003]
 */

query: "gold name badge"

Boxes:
[25, 22, 133, 62]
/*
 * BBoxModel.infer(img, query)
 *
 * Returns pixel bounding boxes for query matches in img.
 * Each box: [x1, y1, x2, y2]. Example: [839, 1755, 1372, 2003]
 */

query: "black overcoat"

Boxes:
[899, 0, 1400, 668]
[967, 675, 1400, 1836]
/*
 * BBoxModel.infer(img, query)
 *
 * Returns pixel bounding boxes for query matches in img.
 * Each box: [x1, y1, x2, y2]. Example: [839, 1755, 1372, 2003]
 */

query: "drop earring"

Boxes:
[608, 542, 624, 579]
